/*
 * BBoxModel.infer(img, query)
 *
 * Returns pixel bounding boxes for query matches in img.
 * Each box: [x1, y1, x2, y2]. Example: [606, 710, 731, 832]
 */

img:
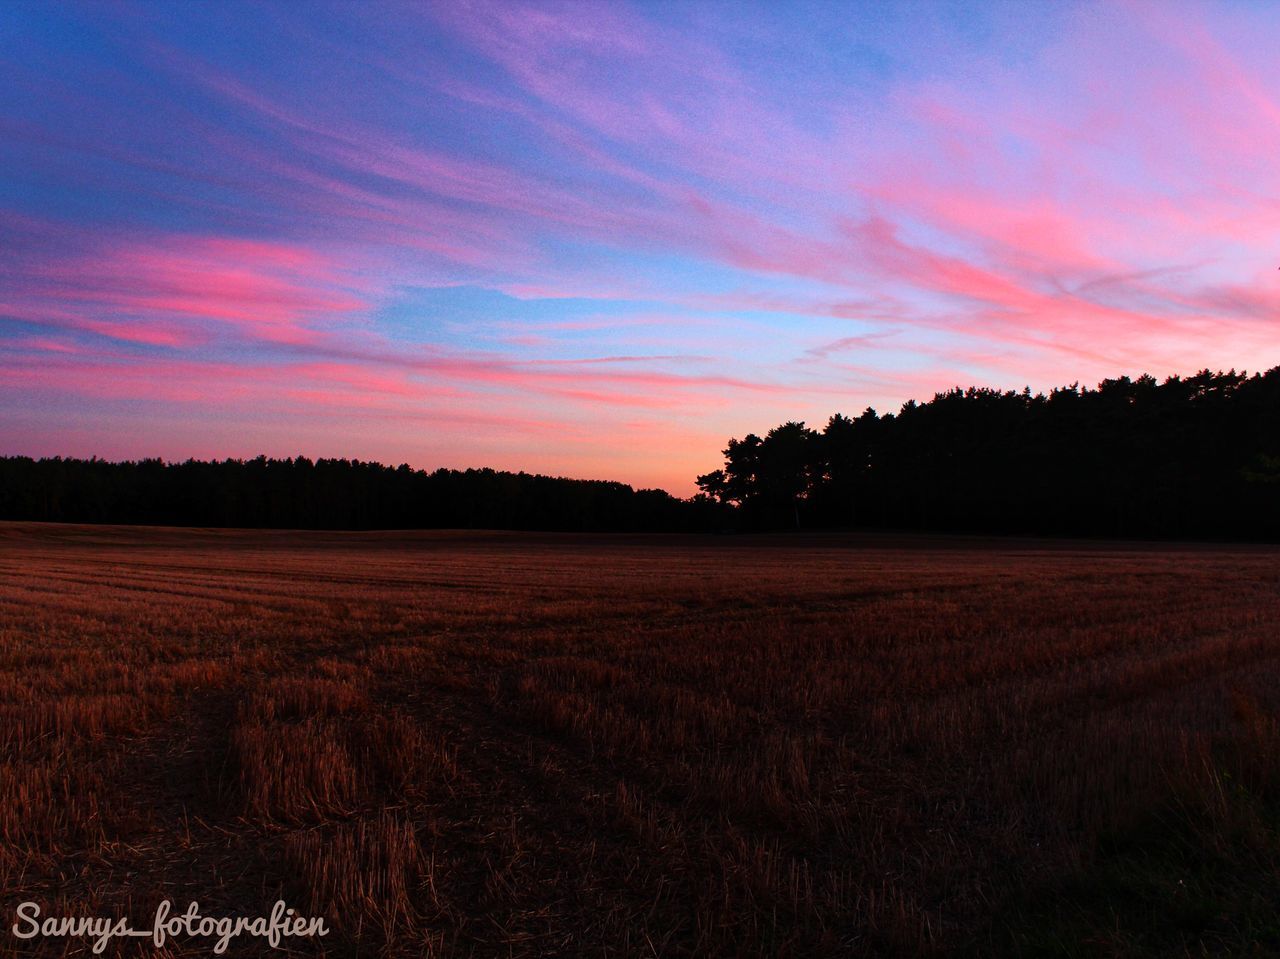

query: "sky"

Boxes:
[2, 0, 1279, 494]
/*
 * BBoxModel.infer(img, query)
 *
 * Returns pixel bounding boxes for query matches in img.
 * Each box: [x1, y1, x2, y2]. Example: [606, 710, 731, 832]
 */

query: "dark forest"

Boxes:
[5, 367, 1280, 538]
[699, 367, 1280, 538]
[0, 457, 700, 532]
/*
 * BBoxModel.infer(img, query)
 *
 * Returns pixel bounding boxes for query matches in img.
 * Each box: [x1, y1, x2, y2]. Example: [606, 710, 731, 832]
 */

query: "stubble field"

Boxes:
[1, 522, 1278, 957]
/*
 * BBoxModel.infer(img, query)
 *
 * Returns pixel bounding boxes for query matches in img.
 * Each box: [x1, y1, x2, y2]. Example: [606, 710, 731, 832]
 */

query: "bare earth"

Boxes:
[2, 523, 1279, 957]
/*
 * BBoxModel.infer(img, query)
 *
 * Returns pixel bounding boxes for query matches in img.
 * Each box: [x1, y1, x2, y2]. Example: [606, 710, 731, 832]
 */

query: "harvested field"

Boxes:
[1, 522, 1278, 956]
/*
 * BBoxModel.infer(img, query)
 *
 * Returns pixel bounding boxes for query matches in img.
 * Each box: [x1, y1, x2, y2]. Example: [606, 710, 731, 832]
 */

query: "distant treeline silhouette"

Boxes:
[697, 368, 1280, 539]
[0, 457, 708, 531]
[4, 367, 1279, 538]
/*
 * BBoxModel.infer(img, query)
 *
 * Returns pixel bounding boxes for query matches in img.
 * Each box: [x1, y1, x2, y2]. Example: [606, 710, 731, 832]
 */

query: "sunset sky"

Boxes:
[3, 0, 1279, 493]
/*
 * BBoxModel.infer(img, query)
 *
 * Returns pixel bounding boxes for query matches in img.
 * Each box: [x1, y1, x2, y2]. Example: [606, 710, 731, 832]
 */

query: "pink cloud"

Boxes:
[2, 226, 368, 348]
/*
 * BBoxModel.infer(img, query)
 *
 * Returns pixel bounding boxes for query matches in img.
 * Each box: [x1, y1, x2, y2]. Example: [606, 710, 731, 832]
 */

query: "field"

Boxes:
[2, 523, 1279, 957]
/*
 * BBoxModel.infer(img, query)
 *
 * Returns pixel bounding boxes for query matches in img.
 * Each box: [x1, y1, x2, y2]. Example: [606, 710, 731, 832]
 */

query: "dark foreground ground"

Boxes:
[1, 523, 1278, 957]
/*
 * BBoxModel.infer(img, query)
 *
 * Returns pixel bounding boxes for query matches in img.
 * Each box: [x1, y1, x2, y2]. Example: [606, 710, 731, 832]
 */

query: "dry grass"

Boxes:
[0, 523, 1278, 956]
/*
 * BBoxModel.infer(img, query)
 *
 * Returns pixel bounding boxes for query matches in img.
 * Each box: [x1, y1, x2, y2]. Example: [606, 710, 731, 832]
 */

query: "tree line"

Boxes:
[697, 367, 1280, 539]
[0, 456, 714, 532]
[3, 367, 1278, 538]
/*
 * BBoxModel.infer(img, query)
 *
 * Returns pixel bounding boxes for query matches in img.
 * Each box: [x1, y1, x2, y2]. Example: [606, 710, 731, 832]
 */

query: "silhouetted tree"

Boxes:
[697, 423, 819, 527]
